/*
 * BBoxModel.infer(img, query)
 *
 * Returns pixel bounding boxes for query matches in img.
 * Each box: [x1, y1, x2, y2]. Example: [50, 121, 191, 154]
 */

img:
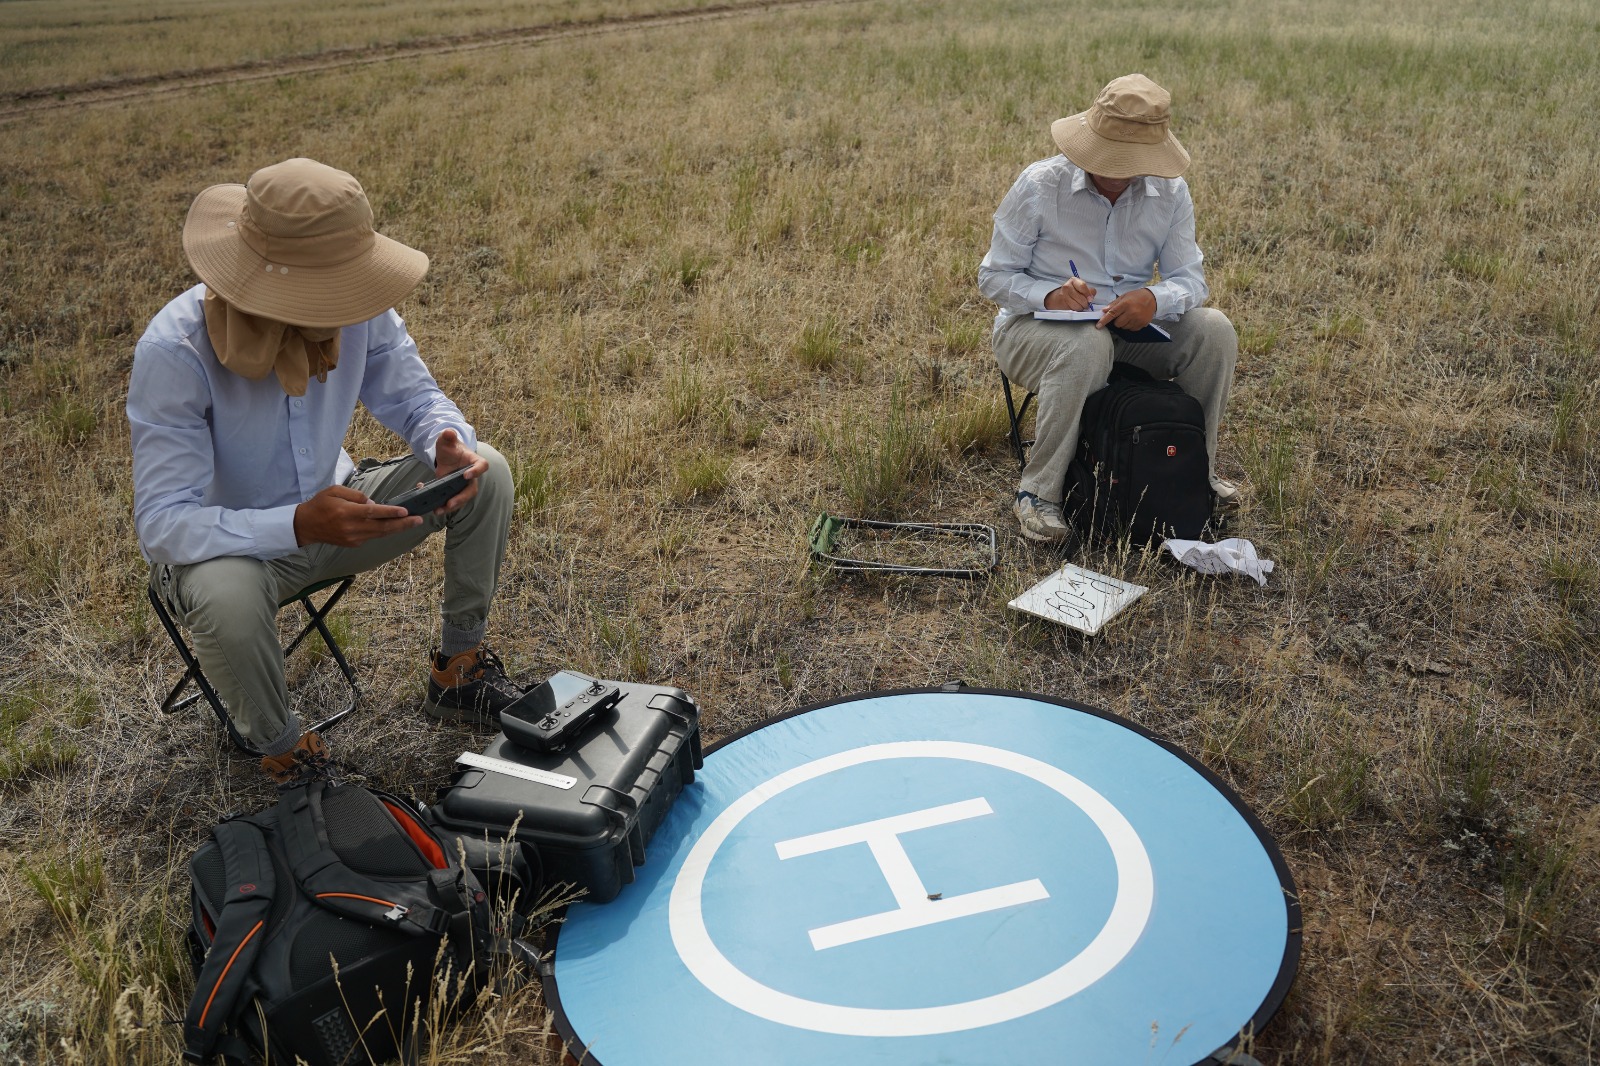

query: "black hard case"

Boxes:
[430, 677, 702, 904]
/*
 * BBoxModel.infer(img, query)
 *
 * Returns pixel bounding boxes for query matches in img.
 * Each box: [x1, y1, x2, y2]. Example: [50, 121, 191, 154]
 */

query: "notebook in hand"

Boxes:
[1106, 321, 1171, 343]
[1032, 309, 1172, 343]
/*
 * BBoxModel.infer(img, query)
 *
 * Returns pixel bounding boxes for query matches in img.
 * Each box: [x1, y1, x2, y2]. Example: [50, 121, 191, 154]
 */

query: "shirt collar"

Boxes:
[1064, 159, 1163, 202]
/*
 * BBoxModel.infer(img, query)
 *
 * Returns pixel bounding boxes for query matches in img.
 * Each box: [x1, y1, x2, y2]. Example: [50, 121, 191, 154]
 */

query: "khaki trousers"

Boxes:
[993, 307, 1238, 503]
[151, 442, 514, 755]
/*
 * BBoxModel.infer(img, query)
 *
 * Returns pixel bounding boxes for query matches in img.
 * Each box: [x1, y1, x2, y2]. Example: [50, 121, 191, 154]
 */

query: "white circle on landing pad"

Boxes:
[667, 741, 1154, 1036]
[546, 689, 1300, 1066]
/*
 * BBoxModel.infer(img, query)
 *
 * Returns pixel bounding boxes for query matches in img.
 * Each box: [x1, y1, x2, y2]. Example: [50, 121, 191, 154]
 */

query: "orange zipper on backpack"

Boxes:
[198, 920, 263, 1029]
[316, 892, 400, 908]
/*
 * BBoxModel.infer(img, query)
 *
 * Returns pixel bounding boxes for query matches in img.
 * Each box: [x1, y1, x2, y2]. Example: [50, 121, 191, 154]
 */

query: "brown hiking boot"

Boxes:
[260, 730, 336, 788]
[424, 644, 526, 726]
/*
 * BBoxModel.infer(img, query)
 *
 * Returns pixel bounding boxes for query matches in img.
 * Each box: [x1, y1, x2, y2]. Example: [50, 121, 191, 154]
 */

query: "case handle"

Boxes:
[581, 784, 639, 830]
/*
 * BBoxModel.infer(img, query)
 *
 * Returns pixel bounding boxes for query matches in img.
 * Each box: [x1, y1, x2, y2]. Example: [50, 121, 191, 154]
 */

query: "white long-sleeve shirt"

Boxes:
[127, 284, 475, 565]
[978, 155, 1210, 332]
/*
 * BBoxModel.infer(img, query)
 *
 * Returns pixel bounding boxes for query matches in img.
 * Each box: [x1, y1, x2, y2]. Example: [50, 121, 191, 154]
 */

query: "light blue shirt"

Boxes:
[127, 284, 476, 565]
[978, 155, 1210, 331]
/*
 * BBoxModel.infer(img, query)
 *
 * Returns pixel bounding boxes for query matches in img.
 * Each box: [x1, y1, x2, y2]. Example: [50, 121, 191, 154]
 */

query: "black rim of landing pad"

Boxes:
[541, 686, 1302, 1065]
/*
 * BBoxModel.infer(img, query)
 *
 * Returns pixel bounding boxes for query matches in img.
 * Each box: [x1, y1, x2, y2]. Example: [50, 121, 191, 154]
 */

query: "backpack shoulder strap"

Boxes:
[182, 818, 275, 1064]
[275, 781, 472, 939]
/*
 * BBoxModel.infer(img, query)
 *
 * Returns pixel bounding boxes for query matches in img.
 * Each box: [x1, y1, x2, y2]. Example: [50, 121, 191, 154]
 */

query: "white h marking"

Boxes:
[774, 798, 1049, 951]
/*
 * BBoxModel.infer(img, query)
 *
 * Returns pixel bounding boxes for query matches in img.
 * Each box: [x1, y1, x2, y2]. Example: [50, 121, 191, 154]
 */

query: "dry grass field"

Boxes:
[0, 0, 743, 94]
[2, 0, 1598, 1061]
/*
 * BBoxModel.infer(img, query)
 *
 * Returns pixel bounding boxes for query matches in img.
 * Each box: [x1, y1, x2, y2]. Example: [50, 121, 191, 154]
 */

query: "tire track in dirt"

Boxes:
[0, 0, 866, 123]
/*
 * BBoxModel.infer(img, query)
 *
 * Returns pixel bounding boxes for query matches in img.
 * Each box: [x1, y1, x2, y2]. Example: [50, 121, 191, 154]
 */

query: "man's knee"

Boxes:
[422, 441, 512, 535]
[432, 439, 514, 544]
[1035, 339, 1114, 400]
[173, 556, 278, 641]
[1187, 308, 1238, 361]
[471, 441, 513, 509]
[995, 322, 1114, 392]
[470, 438, 508, 489]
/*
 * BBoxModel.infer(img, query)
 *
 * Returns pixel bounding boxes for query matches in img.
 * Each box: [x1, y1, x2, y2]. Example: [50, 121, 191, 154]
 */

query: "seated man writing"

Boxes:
[129, 157, 524, 783]
[979, 73, 1240, 543]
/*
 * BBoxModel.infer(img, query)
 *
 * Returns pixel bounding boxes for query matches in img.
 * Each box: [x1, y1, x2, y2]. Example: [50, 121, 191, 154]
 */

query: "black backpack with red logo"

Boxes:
[1065, 361, 1215, 544]
[183, 780, 494, 1065]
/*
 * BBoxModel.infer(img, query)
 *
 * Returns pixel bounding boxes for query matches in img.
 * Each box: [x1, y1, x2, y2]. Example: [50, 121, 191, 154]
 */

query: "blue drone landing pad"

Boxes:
[546, 689, 1299, 1066]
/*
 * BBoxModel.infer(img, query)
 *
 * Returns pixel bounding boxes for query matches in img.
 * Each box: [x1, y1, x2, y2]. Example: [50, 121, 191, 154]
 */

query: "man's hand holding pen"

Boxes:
[1044, 277, 1097, 312]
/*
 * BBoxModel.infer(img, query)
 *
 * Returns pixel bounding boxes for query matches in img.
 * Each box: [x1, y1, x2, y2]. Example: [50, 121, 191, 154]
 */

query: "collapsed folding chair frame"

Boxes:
[808, 513, 998, 579]
[149, 575, 360, 756]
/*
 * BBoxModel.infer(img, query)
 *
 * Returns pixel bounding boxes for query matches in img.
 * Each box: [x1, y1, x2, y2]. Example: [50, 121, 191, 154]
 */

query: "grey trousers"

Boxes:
[151, 442, 514, 755]
[994, 308, 1238, 503]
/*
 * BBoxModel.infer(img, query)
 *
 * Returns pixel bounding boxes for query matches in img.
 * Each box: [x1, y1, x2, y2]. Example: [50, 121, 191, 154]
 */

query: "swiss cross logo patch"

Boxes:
[1166, 446, 1177, 457]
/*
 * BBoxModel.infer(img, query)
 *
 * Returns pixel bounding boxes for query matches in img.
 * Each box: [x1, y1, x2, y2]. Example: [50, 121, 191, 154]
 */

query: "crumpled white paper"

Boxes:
[1162, 537, 1275, 586]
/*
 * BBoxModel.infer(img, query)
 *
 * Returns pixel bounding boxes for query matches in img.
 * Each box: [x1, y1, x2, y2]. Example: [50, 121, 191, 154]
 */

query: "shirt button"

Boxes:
[294, 399, 303, 408]
[298, 448, 307, 455]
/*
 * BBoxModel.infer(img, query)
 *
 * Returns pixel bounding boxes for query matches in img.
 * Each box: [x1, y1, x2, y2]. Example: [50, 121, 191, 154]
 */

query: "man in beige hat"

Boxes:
[979, 74, 1239, 544]
[129, 158, 523, 782]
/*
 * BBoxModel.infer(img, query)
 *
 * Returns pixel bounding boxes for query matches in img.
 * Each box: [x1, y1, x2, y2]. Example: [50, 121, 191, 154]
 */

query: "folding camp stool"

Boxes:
[148, 574, 360, 756]
[1000, 369, 1036, 472]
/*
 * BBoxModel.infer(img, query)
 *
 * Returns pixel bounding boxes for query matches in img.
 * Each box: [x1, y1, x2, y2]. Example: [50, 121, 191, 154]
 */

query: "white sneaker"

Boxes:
[1014, 492, 1071, 543]
[1212, 478, 1246, 505]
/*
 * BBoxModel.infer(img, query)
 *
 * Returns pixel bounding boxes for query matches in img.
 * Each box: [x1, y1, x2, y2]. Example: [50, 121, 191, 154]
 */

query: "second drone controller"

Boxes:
[502, 679, 622, 752]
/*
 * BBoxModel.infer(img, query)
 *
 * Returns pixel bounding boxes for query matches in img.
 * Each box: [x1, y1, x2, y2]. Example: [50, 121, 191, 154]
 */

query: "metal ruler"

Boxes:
[456, 751, 576, 790]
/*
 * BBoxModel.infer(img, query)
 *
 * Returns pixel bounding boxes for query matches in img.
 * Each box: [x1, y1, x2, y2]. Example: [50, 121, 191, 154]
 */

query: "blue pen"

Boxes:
[1069, 260, 1093, 311]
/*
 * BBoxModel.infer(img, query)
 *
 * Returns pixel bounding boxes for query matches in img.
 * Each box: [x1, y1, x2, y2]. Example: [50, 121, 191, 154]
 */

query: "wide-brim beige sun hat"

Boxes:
[1051, 73, 1191, 180]
[182, 157, 428, 329]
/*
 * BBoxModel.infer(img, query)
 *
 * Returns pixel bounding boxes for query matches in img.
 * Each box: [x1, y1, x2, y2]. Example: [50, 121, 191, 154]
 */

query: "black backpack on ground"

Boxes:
[1065, 361, 1215, 544]
[183, 780, 494, 1066]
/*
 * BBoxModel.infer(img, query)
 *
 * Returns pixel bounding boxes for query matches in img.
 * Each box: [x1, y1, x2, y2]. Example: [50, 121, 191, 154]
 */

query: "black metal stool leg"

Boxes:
[284, 578, 360, 735]
[1000, 370, 1036, 473]
[149, 585, 261, 754]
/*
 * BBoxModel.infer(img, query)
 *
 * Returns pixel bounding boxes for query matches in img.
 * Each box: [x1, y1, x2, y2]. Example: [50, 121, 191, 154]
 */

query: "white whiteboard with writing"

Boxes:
[1008, 564, 1148, 635]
